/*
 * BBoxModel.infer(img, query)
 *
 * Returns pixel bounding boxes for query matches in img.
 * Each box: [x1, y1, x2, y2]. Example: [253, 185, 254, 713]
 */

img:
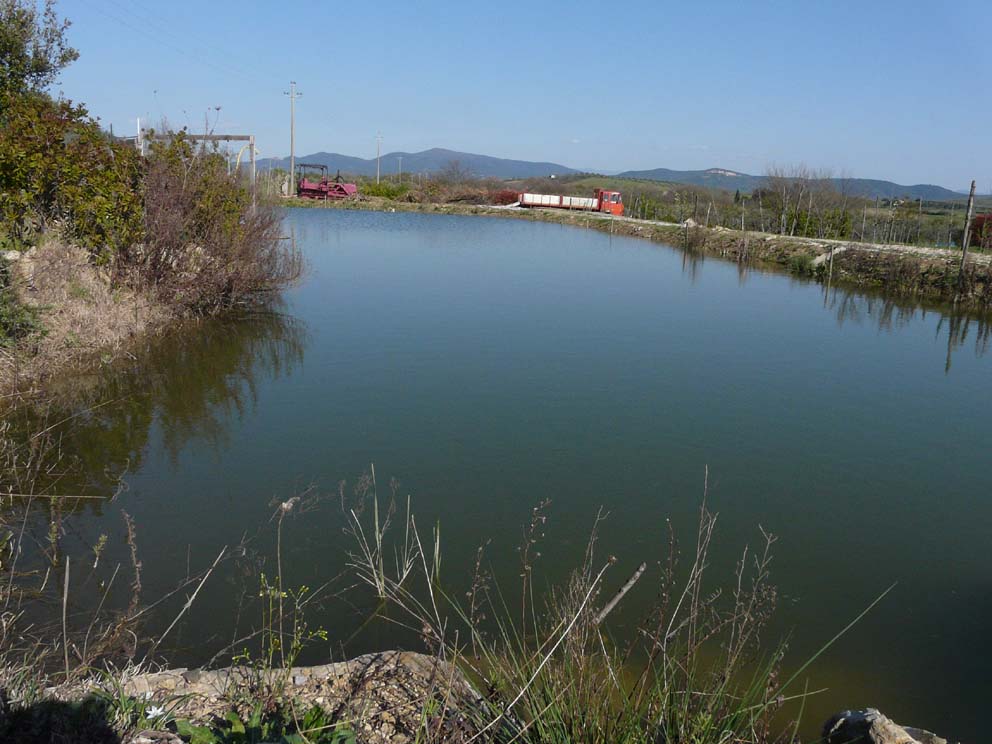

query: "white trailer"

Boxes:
[518, 192, 600, 210]
[516, 189, 624, 215]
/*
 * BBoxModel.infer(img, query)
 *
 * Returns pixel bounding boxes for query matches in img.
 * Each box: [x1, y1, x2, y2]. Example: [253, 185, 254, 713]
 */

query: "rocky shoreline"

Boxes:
[117, 652, 482, 744]
[39, 653, 958, 744]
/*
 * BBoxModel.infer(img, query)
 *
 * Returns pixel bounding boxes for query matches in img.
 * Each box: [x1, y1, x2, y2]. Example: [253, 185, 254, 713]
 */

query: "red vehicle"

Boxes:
[517, 188, 624, 216]
[971, 213, 992, 248]
[295, 164, 358, 200]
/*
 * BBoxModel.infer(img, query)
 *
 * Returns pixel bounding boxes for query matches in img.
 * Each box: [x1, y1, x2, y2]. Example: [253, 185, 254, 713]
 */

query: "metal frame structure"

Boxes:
[139, 130, 259, 210]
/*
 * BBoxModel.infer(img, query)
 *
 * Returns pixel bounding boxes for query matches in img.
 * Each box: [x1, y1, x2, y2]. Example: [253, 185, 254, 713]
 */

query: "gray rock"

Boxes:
[2, 250, 21, 262]
[822, 708, 952, 744]
[132, 731, 183, 744]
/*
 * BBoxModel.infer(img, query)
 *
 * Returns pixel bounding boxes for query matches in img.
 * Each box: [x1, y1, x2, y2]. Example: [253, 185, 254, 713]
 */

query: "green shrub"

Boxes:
[359, 180, 409, 199]
[0, 92, 144, 260]
[788, 253, 815, 277]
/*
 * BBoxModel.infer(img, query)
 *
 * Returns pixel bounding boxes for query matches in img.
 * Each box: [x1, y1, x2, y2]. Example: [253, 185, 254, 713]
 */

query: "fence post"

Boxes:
[957, 180, 976, 300]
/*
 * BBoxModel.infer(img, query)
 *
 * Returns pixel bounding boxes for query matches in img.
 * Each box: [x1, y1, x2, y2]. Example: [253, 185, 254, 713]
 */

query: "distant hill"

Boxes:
[255, 147, 579, 179]
[257, 147, 967, 201]
[616, 167, 963, 201]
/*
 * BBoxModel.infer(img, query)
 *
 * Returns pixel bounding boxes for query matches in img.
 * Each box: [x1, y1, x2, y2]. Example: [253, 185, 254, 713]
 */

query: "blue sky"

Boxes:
[56, 0, 989, 190]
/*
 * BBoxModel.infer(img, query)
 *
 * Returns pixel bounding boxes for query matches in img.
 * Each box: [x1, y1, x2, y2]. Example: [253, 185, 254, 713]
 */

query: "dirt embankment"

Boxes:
[35, 654, 952, 744]
[1, 240, 172, 393]
[304, 196, 992, 312]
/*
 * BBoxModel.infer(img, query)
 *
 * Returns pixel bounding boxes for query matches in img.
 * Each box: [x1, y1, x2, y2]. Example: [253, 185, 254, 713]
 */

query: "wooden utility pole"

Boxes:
[959, 180, 976, 279]
[961, 180, 976, 253]
[376, 132, 383, 184]
[284, 82, 301, 196]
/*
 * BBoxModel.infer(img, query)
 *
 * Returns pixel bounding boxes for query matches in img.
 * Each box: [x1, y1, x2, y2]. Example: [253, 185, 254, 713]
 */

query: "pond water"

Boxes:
[29, 208, 992, 740]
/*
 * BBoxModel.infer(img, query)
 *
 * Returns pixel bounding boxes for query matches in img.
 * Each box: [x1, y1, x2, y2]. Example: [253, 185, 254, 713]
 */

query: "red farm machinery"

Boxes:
[295, 164, 358, 200]
[970, 213, 992, 249]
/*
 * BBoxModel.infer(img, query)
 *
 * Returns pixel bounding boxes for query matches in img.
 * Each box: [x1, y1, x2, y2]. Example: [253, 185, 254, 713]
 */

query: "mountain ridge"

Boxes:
[255, 148, 968, 201]
[256, 148, 581, 180]
[616, 166, 964, 201]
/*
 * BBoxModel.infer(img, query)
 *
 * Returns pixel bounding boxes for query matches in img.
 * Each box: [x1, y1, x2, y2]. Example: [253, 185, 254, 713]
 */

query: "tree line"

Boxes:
[620, 165, 979, 249]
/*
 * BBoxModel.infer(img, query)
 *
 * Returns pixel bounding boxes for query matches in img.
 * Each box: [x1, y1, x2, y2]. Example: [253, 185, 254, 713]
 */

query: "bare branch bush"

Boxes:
[116, 130, 304, 314]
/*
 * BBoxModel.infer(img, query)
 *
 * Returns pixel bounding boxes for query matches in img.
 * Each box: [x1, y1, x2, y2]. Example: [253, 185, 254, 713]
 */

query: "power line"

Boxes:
[90, 1, 260, 86]
[103, 0, 263, 83]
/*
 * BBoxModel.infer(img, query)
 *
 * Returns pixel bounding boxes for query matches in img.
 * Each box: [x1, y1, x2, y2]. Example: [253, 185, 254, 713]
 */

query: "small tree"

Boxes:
[437, 159, 472, 184]
[0, 0, 77, 97]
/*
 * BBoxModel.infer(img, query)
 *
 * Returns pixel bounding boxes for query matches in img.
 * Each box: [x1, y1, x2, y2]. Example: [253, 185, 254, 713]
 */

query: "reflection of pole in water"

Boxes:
[828, 289, 989, 373]
[939, 313, 987, 375]
[823, 246, 835, 308]
[944, 314, 958, 374]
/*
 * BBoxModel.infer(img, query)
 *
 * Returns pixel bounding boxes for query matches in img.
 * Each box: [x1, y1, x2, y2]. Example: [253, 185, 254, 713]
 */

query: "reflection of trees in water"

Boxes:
[823, 287, 991, 372]
[680, 245, 704, 284]
[936, 313, 992, 373]
[0, 309, 307, 672]
[25, 307, 309, 502]
[678, 245, 991, 372]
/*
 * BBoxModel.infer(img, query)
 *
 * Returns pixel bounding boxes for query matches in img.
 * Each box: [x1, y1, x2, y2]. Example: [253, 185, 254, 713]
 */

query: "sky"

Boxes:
[54, 0, 990, 190]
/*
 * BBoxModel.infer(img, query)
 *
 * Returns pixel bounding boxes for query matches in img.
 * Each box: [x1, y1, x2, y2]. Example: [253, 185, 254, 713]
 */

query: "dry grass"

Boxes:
[1, 238, 172, 392]
[343, 476, 805, 744]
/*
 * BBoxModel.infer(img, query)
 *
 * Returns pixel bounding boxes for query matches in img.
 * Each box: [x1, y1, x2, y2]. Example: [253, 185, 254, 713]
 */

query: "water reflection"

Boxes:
[13, 307, 308, 505]
[669, 230, 992, 372]
[822, 287, 992, 372]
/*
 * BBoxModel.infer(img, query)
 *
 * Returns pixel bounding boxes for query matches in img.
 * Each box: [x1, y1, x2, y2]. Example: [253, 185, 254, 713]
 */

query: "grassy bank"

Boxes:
[1, 240, 174, 391]
[291, 195, 992, 312]
[0, 417, 820, 743]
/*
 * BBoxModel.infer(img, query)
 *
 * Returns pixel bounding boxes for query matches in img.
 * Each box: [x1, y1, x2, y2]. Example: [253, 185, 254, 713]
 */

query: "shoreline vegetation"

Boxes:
[290, 194, 992, 313]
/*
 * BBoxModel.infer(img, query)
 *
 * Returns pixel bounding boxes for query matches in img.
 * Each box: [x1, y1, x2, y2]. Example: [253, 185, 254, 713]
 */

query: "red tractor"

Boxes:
[295, 164, 358, 200]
